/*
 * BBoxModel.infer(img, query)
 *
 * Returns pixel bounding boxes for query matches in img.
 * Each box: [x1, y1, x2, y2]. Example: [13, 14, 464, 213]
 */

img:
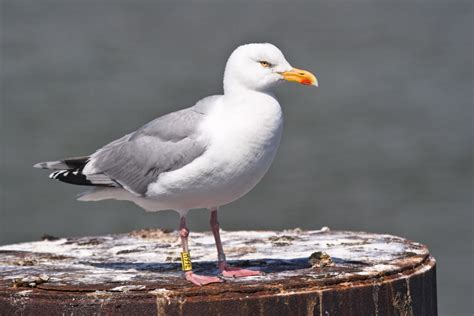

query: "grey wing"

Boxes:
[84, 106, 210, 195]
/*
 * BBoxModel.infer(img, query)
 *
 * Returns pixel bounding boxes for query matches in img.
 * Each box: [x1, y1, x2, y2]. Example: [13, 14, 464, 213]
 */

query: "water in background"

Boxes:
[1, 2, 472, 314]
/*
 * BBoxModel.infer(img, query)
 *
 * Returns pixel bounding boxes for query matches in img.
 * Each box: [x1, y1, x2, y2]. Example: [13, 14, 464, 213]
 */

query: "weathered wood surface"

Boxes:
[0, 228, 436, 315]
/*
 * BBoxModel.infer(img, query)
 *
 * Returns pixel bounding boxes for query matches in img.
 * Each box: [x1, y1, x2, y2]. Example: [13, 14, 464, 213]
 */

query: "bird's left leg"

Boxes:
[179, 215, 222, 286]
[210, 207, 261, 278]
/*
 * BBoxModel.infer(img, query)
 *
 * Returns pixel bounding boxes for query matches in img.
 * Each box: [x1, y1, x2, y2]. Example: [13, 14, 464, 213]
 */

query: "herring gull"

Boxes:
[34, 43, 318, 285]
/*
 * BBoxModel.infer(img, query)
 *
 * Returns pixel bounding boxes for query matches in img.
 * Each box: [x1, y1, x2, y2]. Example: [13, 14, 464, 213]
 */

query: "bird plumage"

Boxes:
[34, 43, 318, 285]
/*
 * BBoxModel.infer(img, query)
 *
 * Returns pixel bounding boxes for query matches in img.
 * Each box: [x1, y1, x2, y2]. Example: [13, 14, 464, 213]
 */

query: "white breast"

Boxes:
[147, 92, 283, 210]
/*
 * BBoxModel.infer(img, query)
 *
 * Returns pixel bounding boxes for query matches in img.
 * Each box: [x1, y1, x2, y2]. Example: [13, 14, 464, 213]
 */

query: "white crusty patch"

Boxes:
[0, 229, 429, 286]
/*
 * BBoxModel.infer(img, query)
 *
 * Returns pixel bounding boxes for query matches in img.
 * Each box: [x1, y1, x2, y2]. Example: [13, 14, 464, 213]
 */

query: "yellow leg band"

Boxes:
[181, 251, 193, 271]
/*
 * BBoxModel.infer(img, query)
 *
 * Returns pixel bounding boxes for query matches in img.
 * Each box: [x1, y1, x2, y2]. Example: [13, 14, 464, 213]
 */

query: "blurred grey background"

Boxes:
[1, 1, 472, 314]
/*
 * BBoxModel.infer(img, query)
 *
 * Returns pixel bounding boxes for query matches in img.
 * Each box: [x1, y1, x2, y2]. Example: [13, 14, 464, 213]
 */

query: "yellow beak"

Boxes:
[280, 68, 318, 87]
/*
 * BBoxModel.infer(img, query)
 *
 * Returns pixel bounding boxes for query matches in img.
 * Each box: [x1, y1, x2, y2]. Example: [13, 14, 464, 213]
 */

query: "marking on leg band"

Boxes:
[181, 251, 193, 271]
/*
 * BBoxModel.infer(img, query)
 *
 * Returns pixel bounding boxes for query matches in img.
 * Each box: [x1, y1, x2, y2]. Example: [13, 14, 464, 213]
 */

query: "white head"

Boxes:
[223, 43, 318, 95]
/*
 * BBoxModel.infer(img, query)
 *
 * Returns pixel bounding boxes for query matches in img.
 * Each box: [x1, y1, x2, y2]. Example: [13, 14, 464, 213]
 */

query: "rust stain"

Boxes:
[306, 296, 317, 316]
[393, 288, 414, 316]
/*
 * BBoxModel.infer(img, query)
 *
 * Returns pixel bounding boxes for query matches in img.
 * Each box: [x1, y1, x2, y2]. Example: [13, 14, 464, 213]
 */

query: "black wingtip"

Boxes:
[49, 169, 116, 187]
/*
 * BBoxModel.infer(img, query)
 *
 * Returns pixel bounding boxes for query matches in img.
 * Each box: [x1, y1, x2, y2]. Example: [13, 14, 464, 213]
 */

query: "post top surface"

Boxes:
[0, 228, 431, 294]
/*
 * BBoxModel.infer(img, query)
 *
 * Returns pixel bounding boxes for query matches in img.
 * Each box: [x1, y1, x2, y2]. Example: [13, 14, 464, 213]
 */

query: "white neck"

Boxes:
[223, 77, 275, 96]
[223, 75, 247, 95]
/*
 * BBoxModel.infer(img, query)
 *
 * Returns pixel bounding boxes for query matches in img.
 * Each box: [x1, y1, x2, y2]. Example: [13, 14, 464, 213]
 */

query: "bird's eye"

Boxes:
[259, 61, 272, 68]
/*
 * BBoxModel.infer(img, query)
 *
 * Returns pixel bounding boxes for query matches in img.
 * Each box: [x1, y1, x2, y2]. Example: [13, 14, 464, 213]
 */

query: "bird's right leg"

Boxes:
[210, 208, 262, 277]
[179, 215, 222, 286]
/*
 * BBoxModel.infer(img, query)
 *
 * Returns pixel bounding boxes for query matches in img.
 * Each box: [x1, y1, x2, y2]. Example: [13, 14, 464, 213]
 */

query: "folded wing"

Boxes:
[36, 106, 210, 196]
[85, 108, 208, 195]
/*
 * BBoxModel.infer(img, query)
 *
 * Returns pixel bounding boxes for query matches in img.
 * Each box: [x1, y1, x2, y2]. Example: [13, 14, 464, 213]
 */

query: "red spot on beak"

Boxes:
[301, 78, 312, 85]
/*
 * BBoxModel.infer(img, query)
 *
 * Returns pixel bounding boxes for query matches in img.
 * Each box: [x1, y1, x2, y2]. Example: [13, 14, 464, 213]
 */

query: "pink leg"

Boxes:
[179, 216, 222, 286]
[210, 208, 262, 278]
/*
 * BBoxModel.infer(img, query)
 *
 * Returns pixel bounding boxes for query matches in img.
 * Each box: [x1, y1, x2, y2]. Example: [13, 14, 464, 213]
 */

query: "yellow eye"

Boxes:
[259, 61, 271, 68]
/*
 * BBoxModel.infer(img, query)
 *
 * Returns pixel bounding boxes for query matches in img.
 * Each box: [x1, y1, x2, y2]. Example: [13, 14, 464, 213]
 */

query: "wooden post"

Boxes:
[0, 228, 436, 315]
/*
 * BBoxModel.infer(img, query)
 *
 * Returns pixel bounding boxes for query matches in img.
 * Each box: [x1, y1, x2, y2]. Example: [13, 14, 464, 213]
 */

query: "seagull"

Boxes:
[34, 43, 318, 286]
